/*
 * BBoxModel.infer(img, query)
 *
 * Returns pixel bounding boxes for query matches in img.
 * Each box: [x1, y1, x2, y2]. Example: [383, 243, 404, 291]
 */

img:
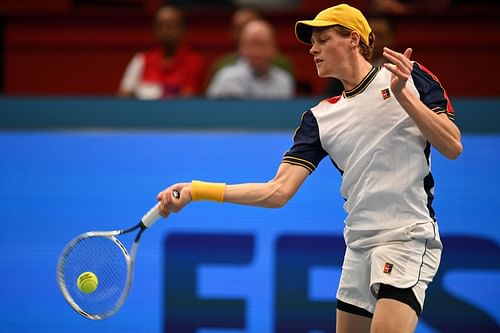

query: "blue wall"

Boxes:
[0, 98, 499, 332]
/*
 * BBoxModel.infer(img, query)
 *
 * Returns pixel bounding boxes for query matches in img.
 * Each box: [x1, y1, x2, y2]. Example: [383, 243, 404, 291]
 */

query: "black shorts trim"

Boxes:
[378, 284, 422, 317]
[336, 299, 373, 319]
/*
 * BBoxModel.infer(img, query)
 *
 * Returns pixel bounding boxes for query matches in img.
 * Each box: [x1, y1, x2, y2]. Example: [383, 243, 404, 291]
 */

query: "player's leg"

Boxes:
[336, 246, 375, 333]
[370, 285, 419, 333]
[336, 300, 372, 333]
[368, 222, 442, 333]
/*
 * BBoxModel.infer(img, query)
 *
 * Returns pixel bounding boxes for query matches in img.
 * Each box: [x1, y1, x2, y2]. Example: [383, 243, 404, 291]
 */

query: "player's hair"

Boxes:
[332, 25, 375, 62]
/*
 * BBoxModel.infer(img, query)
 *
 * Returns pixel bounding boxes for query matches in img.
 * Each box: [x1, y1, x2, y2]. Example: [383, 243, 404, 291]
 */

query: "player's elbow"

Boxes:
[264, 182, 293, 208]
[267, 193, 290, 208]
[444, 141, 463, 160]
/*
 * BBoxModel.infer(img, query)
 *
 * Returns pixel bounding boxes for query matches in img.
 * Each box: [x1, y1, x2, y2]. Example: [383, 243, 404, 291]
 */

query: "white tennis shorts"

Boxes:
[337, 221, 442, 314]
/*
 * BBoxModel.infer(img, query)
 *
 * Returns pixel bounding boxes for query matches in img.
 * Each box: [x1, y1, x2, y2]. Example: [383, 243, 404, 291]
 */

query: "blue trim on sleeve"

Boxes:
[412, 63, 455, 123]
[282, 110, 328, 173]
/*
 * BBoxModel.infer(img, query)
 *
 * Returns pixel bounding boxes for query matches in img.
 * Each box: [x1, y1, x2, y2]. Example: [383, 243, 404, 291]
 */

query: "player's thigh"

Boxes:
[371, 298, 418, 333]
[337, 247, 377, 313]
[369, 223, 442, 312]
[336, 308, 371, 333]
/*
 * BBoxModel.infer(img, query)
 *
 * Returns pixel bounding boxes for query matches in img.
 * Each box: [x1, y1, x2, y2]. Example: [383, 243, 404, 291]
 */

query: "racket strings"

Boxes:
[58, 235, 130, 317]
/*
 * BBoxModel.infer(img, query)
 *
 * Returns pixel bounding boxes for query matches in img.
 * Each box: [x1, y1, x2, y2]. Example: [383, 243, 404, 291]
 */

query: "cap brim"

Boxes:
[295, 19, 337, 44]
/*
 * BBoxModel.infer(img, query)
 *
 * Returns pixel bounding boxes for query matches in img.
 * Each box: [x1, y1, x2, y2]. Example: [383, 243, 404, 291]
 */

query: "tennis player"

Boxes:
[157, 4, 462, 333]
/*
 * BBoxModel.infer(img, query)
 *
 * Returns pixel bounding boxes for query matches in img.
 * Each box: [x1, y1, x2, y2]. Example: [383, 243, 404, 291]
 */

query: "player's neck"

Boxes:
[340, 59, 373, 91]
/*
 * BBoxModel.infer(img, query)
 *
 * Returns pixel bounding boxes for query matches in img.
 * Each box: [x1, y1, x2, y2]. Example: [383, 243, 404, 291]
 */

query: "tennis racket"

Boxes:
[56, 190, 179, 320]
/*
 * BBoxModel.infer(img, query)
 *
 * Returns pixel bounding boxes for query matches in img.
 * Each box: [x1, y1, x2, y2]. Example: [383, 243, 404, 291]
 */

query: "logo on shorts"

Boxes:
[381, 88, 391, 100]
[383, 262, 394, 274]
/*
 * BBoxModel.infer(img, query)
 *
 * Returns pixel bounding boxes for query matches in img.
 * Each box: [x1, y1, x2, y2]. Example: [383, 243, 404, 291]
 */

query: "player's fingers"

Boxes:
[383, 49, 410, 71]
[403, 47, 412, 59]
[383, 47, 412, 71]
[162, 185, 183, 212]
[158, 200, 171, 218]
[383, 63, 405, 79]
[157, 186, 176, 213]
[383, 55, 412, 82]
[157, 186, 172, 200]
[157, 183, 191, 215]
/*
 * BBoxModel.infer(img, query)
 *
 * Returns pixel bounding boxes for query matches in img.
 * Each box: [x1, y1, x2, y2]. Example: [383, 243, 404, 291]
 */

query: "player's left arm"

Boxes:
[383, 47, 462, 160]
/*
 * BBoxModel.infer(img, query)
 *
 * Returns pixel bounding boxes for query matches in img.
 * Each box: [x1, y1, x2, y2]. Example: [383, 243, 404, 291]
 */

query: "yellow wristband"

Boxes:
[191, 180, 225, 202]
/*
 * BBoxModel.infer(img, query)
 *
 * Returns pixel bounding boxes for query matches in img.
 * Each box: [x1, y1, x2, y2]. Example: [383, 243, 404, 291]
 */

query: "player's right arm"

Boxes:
[158, 109, 327, 217]
[157, 163, 309, 217]
[224, 163, 309, 208]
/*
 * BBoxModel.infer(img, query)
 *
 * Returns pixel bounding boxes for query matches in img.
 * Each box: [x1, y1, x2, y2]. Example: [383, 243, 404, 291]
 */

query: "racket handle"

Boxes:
[141, 203, 161, 228]
[142, 190, 180, 228]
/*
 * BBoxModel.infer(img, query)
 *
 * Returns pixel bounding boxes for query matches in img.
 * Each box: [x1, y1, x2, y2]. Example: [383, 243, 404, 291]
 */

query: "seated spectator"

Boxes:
[206, 7, 294, 86]
[206, 19, 294, 99]
[118, 5, 205, 99]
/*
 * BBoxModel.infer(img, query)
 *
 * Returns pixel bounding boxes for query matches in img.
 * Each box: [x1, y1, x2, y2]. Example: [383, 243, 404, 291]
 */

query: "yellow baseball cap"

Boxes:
[295, 4, 371, 45]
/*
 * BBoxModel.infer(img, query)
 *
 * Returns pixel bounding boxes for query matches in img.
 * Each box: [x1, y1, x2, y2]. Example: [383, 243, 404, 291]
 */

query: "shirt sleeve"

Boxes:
[282, 110, 328, 174]
[119, 53, 144, 92]
[411, 62, 455, 123]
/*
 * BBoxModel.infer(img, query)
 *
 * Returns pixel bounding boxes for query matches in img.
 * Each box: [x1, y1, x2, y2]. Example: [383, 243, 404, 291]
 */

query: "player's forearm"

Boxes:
[185, 180, 287, 208]
[191, 164, 308, 208]
[224, 181, 291, 208]
[157, 164, 309, 217]
[395, 88, 462, 159]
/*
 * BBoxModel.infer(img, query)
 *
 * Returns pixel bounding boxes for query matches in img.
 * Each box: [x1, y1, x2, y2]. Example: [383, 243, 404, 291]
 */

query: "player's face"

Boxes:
[309, 28, 350, 78]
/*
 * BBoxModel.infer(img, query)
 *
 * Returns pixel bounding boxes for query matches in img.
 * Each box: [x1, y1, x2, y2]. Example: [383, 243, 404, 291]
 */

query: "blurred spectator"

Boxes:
[207, 19, 294, 99]
[323, 16, 395, 96]
[118, 5, 205, 99]
[206, 7, 294, 87]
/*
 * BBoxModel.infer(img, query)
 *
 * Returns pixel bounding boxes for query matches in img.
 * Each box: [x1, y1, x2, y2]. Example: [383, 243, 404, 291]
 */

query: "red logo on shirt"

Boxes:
[327, 95, 341, 104]
[381, 88, 391, 100]
[383, 262, 394, 274]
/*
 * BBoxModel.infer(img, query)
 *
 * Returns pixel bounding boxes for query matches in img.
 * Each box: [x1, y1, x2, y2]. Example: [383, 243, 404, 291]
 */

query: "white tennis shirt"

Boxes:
[283, 65, 455, 232]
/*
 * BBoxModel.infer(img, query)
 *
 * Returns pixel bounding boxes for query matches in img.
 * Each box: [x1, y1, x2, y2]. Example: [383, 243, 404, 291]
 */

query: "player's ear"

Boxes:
[349, 31, 361, 48]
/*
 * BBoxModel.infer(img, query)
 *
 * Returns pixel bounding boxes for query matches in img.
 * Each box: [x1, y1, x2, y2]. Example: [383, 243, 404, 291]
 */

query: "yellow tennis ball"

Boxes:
[77, 271, 98, 293]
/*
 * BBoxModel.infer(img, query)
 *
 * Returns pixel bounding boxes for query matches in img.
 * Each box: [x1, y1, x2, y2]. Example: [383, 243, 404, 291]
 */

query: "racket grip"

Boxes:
[142, 190, 180, 228]
[141, 203, 160, 228]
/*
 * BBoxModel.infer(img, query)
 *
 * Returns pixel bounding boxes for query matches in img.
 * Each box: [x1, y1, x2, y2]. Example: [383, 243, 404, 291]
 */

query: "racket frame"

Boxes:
[57, 192, 177, 320]
[57, 227, 141, 320]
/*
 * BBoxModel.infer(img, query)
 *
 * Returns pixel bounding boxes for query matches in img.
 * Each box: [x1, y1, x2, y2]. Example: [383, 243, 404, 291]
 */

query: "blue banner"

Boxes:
[0, 131, 498, 333]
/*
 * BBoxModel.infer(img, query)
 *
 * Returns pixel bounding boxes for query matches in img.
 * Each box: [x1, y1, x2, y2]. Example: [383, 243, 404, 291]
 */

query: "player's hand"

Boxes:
[383, 47, 413, 94]
[157, 183, 192, 217]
